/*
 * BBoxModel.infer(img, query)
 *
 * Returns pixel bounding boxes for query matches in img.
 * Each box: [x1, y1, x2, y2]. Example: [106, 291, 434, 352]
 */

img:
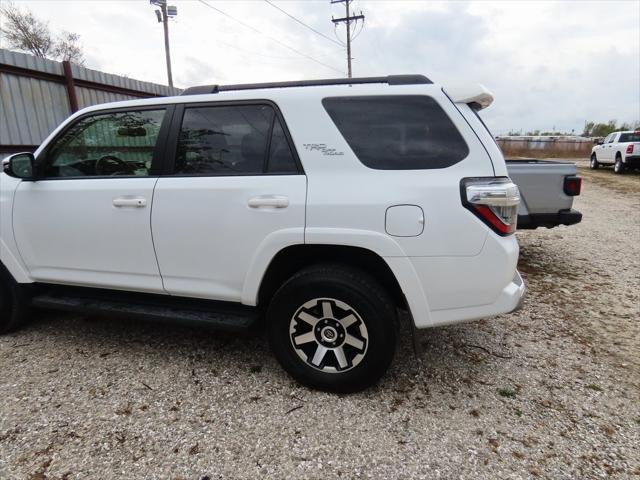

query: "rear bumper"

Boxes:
[401, 234, 525, 329]
[426, 270, 526, 327]
[517, 209, 582, 229]
[623, 155, 640, 167]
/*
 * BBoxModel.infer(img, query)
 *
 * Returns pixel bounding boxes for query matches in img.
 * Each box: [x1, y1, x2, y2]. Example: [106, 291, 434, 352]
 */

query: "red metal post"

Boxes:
[62, 60, 79, 113]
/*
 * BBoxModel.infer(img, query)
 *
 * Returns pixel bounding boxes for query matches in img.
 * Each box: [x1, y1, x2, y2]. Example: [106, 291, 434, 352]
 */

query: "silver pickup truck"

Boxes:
[506, 160, 582, 229]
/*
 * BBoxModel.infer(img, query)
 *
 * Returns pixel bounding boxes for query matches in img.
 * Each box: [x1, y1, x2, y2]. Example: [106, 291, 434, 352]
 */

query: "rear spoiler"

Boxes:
[443, 84, 494, 110]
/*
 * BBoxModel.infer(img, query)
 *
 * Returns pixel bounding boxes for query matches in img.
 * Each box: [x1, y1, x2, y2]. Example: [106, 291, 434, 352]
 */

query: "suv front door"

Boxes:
[151, 102, 306, 303]
[13, 107, 169, 292]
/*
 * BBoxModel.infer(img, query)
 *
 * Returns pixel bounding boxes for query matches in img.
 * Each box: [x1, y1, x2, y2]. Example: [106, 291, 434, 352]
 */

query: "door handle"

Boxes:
[113, 196, 147, 208]
[248, 195, 289, 209]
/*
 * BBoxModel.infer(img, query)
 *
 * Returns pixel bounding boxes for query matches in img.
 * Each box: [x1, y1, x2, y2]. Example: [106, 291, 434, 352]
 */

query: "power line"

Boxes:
[196, 0, 345, 75]
[263, 0, 343, 48]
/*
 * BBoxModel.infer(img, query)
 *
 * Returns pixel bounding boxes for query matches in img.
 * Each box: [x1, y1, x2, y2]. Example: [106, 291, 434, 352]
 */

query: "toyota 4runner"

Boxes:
[0, 75, 525, 392]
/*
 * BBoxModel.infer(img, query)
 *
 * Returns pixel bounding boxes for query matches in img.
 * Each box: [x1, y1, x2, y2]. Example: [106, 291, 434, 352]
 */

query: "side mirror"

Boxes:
[595, 139, 604, 145]
[2, 152, 35, 180]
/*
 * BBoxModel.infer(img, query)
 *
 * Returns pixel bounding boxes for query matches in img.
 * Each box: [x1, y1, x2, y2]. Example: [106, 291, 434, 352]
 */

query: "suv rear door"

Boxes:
[13, 107, 169, 292]
[151, 101, 306, 303]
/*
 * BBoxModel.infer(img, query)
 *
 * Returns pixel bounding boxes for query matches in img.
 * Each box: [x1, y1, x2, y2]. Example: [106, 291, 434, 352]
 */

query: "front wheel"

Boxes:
[267, 264, 397, 393]
[590, 154, 599, 170]
[614, 156, 625, 174]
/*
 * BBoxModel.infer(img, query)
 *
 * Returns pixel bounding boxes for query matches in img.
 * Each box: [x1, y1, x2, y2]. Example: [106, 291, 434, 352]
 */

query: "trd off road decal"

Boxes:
[303, 144, 344, 156]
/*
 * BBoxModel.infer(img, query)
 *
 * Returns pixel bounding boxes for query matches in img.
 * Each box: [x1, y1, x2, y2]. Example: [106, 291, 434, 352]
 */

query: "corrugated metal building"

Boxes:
[0, 49, 181, 155]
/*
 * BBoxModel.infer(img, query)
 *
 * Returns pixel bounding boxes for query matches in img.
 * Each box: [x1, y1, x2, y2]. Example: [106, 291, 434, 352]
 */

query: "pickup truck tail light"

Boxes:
[461, 178, 520, 235]
[563, 175, 582, 196]
[626, 144, 634, 154]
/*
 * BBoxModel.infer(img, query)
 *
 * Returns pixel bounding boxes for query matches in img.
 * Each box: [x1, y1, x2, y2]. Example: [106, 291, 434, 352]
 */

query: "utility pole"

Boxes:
[331, 0, 364, 78]
[150, 0, 177, 87]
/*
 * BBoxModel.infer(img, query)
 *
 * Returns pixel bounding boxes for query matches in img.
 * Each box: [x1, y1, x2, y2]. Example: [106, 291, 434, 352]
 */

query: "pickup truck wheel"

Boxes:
[614, 156, 625, 174]
[266, 264, 396, 393]
[0, 276, 31, 334]
[590, 154, 599, 170]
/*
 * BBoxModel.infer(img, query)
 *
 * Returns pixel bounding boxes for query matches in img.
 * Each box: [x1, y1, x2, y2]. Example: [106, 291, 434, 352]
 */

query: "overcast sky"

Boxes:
[3, 0, 639, 134]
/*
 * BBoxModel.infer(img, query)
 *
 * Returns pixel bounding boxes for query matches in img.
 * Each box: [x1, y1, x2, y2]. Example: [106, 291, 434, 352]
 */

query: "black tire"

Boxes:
[614, 155, 625, 174]
[267, 263, 396, 393]
[590, 153, 599, 170]
[0, 267, 31, 334]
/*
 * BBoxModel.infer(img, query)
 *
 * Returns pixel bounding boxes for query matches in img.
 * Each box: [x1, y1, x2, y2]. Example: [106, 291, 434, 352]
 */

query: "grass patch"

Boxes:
[498, 387, 517, 398]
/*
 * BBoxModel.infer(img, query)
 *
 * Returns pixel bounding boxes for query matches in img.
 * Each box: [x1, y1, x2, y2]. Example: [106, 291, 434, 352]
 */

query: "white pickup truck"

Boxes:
[590, 130, 640, 173]
[1, 75, 527, 392]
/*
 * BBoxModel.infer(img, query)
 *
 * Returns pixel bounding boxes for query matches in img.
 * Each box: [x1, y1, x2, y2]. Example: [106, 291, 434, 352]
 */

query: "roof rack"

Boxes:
[180, 74, 432, 96]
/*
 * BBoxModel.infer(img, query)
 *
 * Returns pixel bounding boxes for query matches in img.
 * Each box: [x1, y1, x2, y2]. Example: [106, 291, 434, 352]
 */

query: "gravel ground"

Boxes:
[1, 161, 638, 480]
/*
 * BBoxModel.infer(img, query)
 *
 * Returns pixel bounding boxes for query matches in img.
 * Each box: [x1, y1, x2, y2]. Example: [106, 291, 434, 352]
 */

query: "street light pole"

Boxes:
[150, 0, 177, 87]
[161, 2, 173, 87]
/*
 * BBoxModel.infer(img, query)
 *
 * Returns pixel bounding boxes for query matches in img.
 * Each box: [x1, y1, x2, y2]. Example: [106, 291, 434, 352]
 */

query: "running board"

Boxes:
[31, 286, 260, 333]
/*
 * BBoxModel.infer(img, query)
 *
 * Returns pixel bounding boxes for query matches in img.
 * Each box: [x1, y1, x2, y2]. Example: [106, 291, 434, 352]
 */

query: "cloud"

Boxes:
[5, 0, 639, 134]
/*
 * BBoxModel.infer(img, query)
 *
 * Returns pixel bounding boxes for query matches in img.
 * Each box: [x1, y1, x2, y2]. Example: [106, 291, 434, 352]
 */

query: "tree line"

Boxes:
[507, 120, 639, 138]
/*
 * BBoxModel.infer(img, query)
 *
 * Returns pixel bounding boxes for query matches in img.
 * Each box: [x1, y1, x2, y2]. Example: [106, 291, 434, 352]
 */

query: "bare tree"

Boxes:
[0, 2, 85, 65]
[52, 32, 85, 64]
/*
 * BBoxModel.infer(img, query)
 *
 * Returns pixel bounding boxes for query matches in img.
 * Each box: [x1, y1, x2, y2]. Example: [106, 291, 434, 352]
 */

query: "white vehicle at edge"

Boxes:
[590, 130, 640, 173]
[0, 75, 525, 392]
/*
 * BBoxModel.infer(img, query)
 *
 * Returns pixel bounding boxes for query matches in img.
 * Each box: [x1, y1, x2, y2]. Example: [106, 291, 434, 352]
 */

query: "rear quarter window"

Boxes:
[322, 95, 469, 170]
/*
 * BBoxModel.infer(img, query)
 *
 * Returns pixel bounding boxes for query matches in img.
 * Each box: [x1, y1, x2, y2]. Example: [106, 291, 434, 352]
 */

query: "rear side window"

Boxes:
[620, 133, 640, 142]
[322, 96, 469, 170]
[174, 104, 298, 175]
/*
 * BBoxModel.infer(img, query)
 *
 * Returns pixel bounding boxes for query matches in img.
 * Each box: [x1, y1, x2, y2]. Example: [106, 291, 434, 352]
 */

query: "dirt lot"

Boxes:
[1, 161, 638, 480]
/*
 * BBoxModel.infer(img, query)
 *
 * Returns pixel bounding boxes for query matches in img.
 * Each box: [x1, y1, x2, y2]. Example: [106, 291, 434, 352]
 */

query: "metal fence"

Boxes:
[0, 49, 182, 155]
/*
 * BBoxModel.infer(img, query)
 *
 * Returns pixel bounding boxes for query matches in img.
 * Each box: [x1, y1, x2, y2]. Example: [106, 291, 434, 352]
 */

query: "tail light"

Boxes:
[627, 144, 634, 154]
[563, 175, 582, 196]
[461, 177, 520, 235]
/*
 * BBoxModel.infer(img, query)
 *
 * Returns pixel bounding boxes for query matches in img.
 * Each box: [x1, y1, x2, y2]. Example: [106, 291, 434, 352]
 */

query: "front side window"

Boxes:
[322, 95, 469, 170]
[607, 133, 617, 143]
[43, 109, 165, 178]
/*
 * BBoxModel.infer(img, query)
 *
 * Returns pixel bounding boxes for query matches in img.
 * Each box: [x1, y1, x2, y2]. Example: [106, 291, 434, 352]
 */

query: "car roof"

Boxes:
[68, 74, 493, 117]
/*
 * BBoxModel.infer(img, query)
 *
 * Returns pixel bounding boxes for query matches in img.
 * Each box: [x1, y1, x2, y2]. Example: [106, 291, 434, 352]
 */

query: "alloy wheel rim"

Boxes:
[289, 298, 368, 373]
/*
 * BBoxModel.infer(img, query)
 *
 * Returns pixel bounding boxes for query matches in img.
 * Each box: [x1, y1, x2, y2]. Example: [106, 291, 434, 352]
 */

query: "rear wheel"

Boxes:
[590, 154, 599, 170]
[614, 155, 625, 174]
[0, 272, 31, 334]
[267, 264, 396, 392]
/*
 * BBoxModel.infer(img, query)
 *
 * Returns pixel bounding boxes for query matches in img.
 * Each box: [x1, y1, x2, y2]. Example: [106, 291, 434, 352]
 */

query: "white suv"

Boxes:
[0, 75, 525, 392]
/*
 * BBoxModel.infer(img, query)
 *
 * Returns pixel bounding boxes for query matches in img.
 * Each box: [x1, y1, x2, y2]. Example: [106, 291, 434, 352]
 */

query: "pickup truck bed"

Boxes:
[506, 159, 582, 229]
